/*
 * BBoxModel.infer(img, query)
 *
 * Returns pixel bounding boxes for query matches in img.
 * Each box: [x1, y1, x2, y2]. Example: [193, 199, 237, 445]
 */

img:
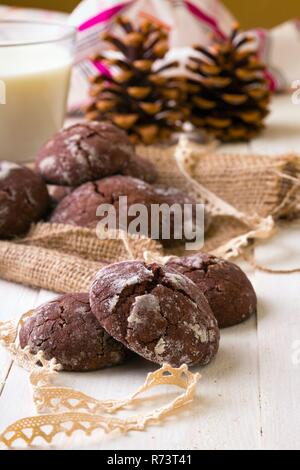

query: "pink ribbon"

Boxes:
[78, 1, 277, 90]
[78, 2, 132, 32]
[92, 60, 112, 78]
[79, 0, 227, 39]
[183, 0, 227, 39]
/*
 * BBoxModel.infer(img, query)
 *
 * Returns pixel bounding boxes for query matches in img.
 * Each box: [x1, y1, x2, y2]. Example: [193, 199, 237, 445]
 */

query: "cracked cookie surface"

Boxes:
[19, 293, 128, 371]
[36, 121, 157, 186]
[166, 253, 257, 328]
[0, 161, 49, 239]
[89, 261, 220, 367]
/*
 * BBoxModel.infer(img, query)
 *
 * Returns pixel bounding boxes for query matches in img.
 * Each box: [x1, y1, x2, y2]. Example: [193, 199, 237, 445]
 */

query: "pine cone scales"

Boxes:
[187, 26, 271, 142]
[86, 17, 187, 145]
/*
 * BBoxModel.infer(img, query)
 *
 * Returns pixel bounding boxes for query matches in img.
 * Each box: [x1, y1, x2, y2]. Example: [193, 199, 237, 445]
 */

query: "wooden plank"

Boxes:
[253, 222, 300, 450]
[250, 94, 300, 449]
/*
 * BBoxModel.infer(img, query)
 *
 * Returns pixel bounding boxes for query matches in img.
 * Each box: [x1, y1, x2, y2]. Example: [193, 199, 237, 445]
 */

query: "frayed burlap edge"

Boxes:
[0, 225, 164, 293]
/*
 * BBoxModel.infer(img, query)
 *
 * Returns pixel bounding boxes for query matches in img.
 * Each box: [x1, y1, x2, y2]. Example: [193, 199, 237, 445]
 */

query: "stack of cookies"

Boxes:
[0, 121, 257, 371]
[0, 121, 210, 245]
[37, 121, 210, 247]
[19, 256, 256, 371]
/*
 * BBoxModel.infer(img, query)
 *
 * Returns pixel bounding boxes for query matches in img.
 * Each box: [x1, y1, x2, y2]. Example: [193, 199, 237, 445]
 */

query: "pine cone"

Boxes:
[86, 17, 187, 145]
[187, 25, 271, 142]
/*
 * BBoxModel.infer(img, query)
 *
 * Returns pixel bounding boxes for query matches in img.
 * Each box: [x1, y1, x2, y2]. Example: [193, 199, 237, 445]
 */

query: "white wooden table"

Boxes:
[0, 95, 300, 450]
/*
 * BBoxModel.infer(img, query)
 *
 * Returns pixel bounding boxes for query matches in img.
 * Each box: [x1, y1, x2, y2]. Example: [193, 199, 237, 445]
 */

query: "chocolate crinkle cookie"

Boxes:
[36, 121, 157, 186]
[166, 253, 257, 328]
[122, 155, 158, 184]
[19, 293, 128, 371]
[49, 175, 201, 247]
[0, 161, 49, 239]
[89, 261, 220, 367]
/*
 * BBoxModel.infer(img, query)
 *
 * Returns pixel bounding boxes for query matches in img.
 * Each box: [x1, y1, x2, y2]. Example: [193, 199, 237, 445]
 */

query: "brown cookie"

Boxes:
[0, 161, 49, 239]
[89, 261, 220, 367]
[19, 293, 128, 371]
[36, 121, 157, 186]
[166, 253, 257, 328]
[49, 175, 200, 246]
[122, 155, 158, 184]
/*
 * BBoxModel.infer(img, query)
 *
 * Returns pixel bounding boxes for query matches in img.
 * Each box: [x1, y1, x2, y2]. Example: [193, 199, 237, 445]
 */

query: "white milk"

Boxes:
[0, 44, 72, 162]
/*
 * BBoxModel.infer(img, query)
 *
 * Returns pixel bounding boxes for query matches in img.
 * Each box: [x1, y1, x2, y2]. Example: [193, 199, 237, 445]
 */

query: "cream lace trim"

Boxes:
[0, 315, 200, 449]
[174, 136, 276, 259]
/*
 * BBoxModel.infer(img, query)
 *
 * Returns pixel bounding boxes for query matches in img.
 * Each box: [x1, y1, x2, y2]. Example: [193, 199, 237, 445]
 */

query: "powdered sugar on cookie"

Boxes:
[0, 161, 21, 181]
[128, 294, 160, 325]
[90, 261, 220, 368]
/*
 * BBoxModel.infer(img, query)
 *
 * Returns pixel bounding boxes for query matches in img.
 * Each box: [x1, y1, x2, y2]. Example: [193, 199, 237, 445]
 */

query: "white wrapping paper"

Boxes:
[69, 0, 234, 61]
[1, 2, 299, 109]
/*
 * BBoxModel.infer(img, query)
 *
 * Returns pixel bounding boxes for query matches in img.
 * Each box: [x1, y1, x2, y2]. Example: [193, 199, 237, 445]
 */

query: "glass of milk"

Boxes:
[0, 20, 76, 162]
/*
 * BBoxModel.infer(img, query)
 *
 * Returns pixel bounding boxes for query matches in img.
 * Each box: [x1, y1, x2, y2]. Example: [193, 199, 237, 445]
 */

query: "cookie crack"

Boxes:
[70, 137, 95, 179]
[91, 181, 112, 202]
[122, 265, 199, 345]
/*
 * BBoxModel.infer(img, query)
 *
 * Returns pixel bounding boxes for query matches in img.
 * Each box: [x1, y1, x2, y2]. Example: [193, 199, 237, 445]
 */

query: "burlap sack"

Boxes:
[0, 139, 299, 293]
